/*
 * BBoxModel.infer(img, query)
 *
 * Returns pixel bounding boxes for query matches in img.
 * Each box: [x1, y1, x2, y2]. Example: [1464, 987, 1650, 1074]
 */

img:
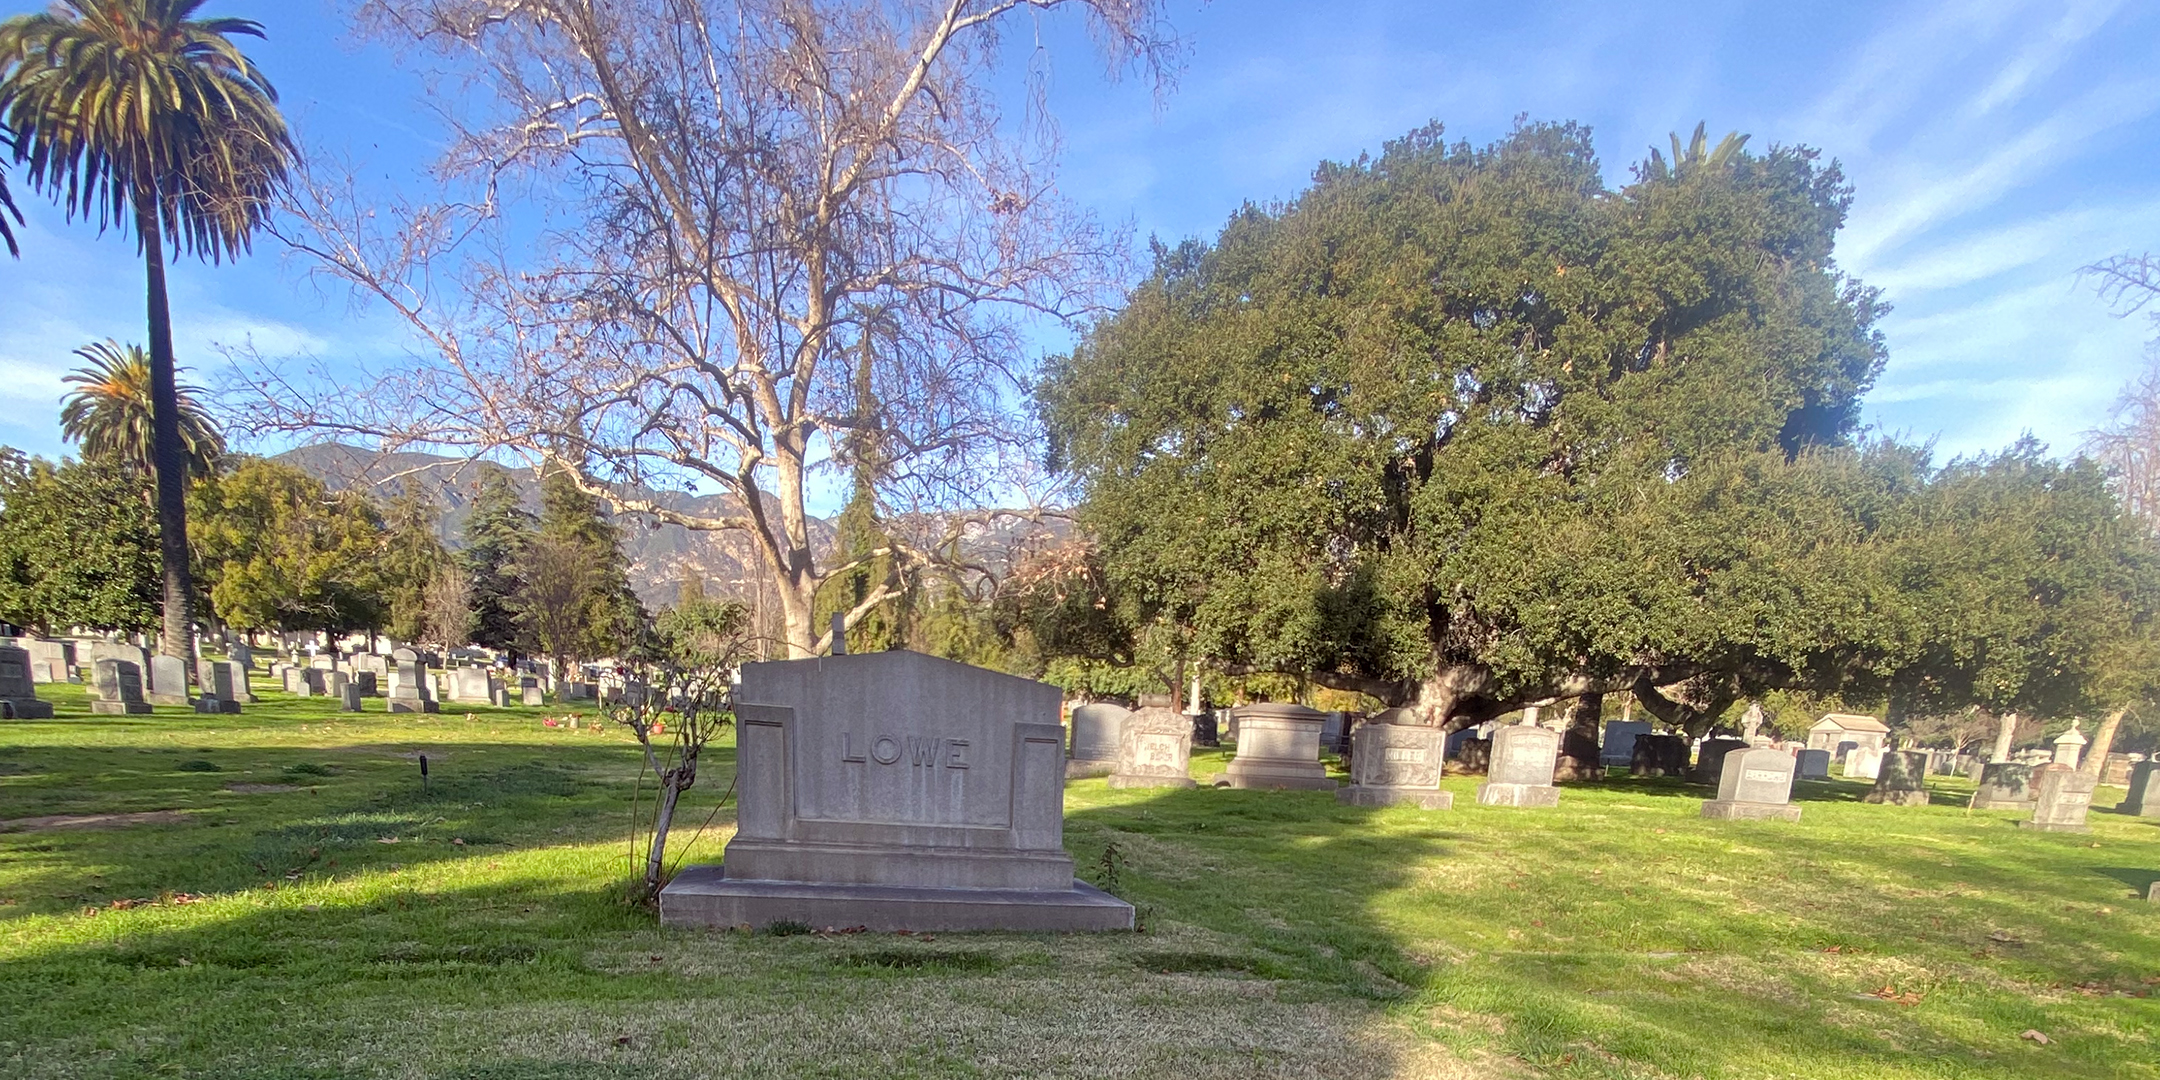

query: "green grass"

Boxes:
[1, 677, 2156, 1079]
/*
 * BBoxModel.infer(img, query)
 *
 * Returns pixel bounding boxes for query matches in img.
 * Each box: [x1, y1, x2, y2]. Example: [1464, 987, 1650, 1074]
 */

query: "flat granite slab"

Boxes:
[1701, 799, 1802, 822]
[659, 866, 1134, 932]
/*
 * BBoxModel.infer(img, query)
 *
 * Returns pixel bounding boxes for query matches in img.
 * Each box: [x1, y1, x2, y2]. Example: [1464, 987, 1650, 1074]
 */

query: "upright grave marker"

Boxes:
[2121, 760, 2160, 818]
[1845, 744, 1884, 781]
[0, 644, 55, 718]
[1066, 702, 1128, 778]
[1864, 750, 1931, 806]
[1601, 720, 1652, 768]
[1221, 703, 1337, 790]
[660, 651, 1133, 931]
[1693, 737, 1748, 785]
[1105, 706, 1197, 790]
[1339, 722, 1450, 809]
[194, 662, 242, 714]
[89, 659, 151, 715]
[145, 655, 192, 707]
[1478, 724, 1560, 807]
[1630, 733, 1688, 777]
[386, 649, 439, 714]
[2021, 764, 2096, 833]
[1794, 748, 1832, 780]
[1701, 745, 1801, 821]
[2051, 723, 2087, 768]
[1970, 763, 2038, 811]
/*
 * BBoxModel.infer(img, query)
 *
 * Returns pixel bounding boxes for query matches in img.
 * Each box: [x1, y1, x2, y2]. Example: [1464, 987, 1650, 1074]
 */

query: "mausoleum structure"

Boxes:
[661, 651, 1132, 932]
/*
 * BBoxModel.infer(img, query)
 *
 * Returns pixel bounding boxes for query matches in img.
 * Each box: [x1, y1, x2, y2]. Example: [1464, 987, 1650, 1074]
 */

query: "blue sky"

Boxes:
[1, 0, 2156, 489]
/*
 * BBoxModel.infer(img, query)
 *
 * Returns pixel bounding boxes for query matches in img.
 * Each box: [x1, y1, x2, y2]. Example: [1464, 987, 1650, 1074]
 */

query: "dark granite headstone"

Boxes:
[1864, 750, 1930, 806]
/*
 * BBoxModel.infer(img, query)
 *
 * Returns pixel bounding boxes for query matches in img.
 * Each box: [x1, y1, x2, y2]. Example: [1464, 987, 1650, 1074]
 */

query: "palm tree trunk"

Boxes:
[137, 195, 197, 672]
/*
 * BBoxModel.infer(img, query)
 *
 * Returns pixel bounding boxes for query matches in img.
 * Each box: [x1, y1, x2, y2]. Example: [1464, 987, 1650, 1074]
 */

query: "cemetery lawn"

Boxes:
[0, 686, 2154, 1079]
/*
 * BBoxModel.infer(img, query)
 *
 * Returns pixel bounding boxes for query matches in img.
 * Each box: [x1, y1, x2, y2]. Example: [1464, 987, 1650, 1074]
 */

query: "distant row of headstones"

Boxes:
[1062, 701, 2156, 833]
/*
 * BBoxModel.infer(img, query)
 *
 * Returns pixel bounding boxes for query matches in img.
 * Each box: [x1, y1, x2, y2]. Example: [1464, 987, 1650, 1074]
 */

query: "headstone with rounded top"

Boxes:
[2121, 760, 2160, 818]
[659, 650, 1132, 932]
[1339, 722, 1451, 809]
[1106, 706, 1197, 790]
[1221, 703, 1337, 790]
[0, 644, 55, 718]
[2020, 763, 2096, 833]
[1477, 724, 1560, 807]
[89, 658, 151, 715]
[1065, 702, 1129, 778]
[1693, 737, 1749, 784]
[1701, 745, 1801, 821]
[89, 641, 148, 678]
[1863, 750, 1930, 805]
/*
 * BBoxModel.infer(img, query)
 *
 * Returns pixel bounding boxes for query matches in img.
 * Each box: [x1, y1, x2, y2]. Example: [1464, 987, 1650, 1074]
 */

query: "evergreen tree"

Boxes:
[378, 480, 449, 645]
[512, 469, 644, 674]
[0, 452, 161, 635]
[460, 467, 534, 654]
[189, 458, 388, 637]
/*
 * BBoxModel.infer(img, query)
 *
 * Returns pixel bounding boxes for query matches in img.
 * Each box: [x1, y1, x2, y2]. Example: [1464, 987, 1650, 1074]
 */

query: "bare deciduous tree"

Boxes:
[239, 0, 1176, 657]
[2082, 351, 2160, 535]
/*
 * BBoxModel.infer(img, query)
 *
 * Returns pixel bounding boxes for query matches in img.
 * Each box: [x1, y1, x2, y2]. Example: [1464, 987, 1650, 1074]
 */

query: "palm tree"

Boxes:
[60, 339, 224, 479]
[0, 132, 19, 257]
[0, 1, 293, 664]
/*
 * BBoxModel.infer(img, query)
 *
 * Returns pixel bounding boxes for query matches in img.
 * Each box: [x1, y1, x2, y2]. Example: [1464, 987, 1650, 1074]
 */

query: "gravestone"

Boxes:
[561, 681, 595, 701]
[1629, 733, 1689, 777]
[351, 671, 377, 697]
[339, 681, 363, 712]
[193, 662, 241, 714]
[0, 644, 55, 718]
[2098, 753, 2134, 786]
[1190, 708, 1221, 748]
[324, 671, 351, 701]
[1221, 703, 1337, 790]
[386, 649, 438, 714]
[1863, 750, 1930, 806]
[659, 650, 1132, 931]
[1845, 744, 1884, 781]
[1106, 706, 1197, 790]
[1339, 723, 1450, 809]
[1601, 721, 1652, 767]
[448, 667, 494, 705]
[145, 655, 191, 707]
[18, 638, 76, 684]
[1794, 748, 1832, 780]
[1477, 724, 1561, 807]
[521, 676, 545, 706]
[1693, 737, 1749, 785]
[220, 660, 257, 703]
[1320, 711, 1350, 756]
[89, 641, 148, 678]
[1065, 702, 1128, 778]
[230, 641, 252, 669]
[1700, 746, 1802, 821]
[2121, 760, 2160, 817]
[1969, 762, 2038, 811]
[2051, 722, 2087, 768]
[89, 659, 151, 715]
[281, 667, 305, 695]
[2020, 764, 2096, 833]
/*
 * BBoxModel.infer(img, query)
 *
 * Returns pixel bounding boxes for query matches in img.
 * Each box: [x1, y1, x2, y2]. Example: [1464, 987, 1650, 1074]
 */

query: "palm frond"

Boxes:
[59, 338, 224, 477]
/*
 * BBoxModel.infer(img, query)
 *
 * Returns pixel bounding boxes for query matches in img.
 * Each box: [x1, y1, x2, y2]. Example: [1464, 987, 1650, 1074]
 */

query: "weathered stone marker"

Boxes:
[520, 676, 544, 706]
[1630, 733, 1688, 777]
[0, 644, 55, 718]
[1693, 737, 1749, 785]
[2020, 764, 2096, 833]
[146, 654, 191, 707]
[1065, 702, 1129, 778]
[339, 681, 363, 712]
[1221, 703, 1337, 790]
[1701, 745, 1801, 821]
[1106, 706, 1197, 790]
[2120, 760, 2160, 818]
[386, 648, 438, 714]
[89, 659, 151, 715]
[1478, 724, 1560, 807]
[194, 662, 242, 714]
[1863, 750, 1931, 806]
[17, 638, 76, 684]
[1339, 722, 1451, 809]
[1845, 744, 1884, 781]
[1969, 762, 2038, 811]
[660, 651, 1132, 931]
[1794, 748, 1831, 780]
[448, 667, 494, 705]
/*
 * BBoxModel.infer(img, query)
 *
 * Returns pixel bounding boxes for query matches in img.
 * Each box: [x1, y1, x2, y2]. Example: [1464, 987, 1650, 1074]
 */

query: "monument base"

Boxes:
[1863, 790, 1930, 806]
[659, 866, 1135, 932]
[146, 693, 189, 707]
[1, 699, 55, 719]
[1476, 782, 1558, 807]
[1107, 773, 1197, 789]
[386, 697, 438, 714]
[194, 698, 241, 715]
[1064, 758, 1116, 779]
[1220, 759, 1337, 790]
[2017, 820, 2090, 833]
[1700, 799, 1802, 821]
[1339, 786, 1452, 809]
[1969, 797, 2034, 811]
[89, 701, 151, 715]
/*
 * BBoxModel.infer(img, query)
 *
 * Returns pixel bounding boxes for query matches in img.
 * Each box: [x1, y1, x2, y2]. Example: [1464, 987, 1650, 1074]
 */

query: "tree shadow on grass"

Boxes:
[2092, 866, 2160, 897]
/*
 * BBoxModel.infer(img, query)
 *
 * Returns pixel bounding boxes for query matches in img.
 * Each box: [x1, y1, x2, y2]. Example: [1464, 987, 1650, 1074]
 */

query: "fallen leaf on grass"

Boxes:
[375, 837, 399, 845]
[2020, 1030, 2052, 1045]
[1870, 985, 1924, 1006]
